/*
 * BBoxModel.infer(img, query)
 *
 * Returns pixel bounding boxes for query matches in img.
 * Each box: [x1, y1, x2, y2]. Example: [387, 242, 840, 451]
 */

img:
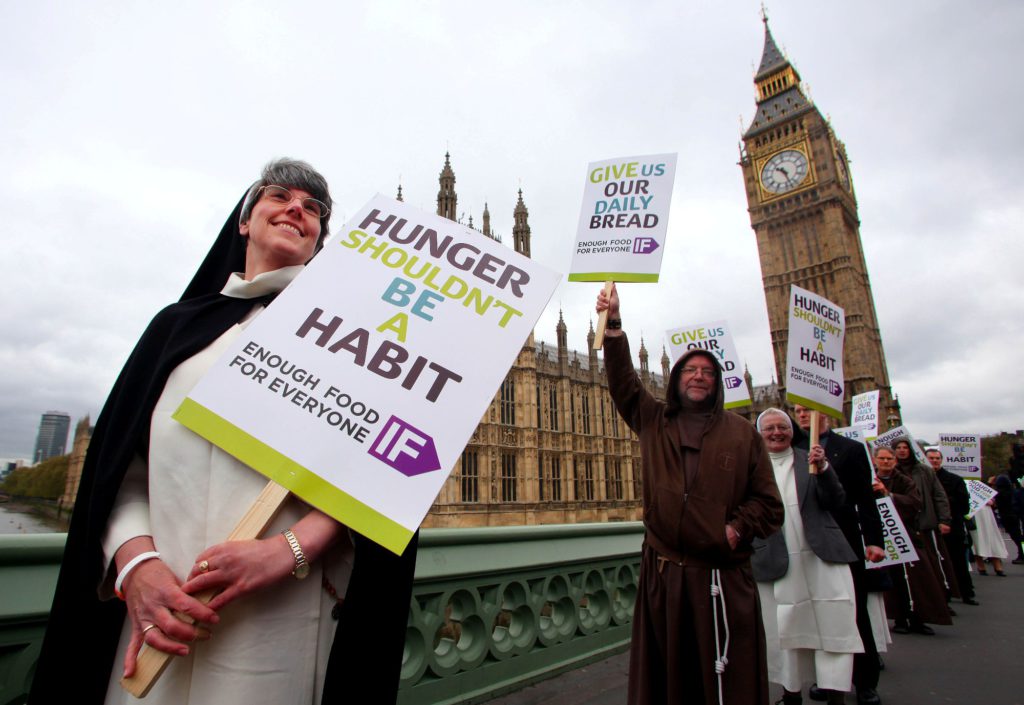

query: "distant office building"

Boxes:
[34, 411, 71, 463]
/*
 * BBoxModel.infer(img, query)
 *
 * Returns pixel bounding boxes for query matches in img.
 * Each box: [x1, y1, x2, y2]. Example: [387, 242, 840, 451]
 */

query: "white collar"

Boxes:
[220, 266, 303, 299]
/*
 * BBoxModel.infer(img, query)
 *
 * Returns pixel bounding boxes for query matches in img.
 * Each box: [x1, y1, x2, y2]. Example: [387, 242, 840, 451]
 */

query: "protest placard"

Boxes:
[832, 424, 874, 482]
[569, 153, 678, 283]
[784, 285, 845, 419]
[666, 320, 749, 409]
[851, 390, 880, 440]
[938, 433, 982, 478]
[869, 496, 920, 569]
[175, 195, 561, 556]
[966, 479, 999, 519]
[873, 425, 928, 464]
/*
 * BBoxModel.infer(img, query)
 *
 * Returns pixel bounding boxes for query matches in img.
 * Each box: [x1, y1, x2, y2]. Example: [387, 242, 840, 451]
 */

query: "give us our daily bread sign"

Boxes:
[569, 153, 678, 282]
[174, 195, 560, 554]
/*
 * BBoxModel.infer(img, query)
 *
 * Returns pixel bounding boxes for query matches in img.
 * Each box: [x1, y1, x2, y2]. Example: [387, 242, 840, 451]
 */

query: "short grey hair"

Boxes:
[872, 444, 895, 458]
[756, 407, 793, 433]
[239, 158, 333, 248]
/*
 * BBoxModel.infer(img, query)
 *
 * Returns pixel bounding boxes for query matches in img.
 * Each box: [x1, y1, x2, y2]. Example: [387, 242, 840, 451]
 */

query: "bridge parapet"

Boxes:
[0, 523, 643, 705]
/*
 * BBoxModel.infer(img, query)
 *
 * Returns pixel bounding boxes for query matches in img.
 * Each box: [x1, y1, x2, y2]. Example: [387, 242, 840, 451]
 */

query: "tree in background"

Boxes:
[981, 433, 1024, 480]
[1, 455, 69, 500]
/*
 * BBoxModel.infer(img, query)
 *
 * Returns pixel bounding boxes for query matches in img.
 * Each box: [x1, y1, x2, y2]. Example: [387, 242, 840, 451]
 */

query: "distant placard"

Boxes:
[873, 425, 928, 465]
[851, 390, 880, 441]
[833, 424, 874, 482]
[784, 285, 845, 419]
[569, 153, 678, 283]
[175, 195, 561, 555]
[938, 433, 982, 479]
[966, 479, 998, 519]
[665, 320, 750, 409]
[869, 496, 920, 569]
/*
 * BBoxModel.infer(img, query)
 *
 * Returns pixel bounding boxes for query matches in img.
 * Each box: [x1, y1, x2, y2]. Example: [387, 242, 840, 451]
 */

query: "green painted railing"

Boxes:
[0, 523, 643, 704]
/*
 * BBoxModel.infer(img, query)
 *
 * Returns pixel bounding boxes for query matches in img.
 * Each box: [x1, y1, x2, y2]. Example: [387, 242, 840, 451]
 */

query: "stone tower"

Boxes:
[512, 189, 532, 257]
[437, 151, 457, 221]
[739, 18, 899, 424]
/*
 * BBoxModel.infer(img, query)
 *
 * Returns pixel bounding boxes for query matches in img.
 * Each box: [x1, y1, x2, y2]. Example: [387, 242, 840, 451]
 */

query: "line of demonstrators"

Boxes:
[597, 284, 1020, 705]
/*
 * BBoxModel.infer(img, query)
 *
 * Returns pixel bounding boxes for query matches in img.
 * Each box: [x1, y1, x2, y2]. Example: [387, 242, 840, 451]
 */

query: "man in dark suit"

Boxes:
[793, 405, 886, 705]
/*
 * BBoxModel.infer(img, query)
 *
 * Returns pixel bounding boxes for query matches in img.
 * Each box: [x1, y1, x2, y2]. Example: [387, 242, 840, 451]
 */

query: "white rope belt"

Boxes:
[710, 568, 731, 705]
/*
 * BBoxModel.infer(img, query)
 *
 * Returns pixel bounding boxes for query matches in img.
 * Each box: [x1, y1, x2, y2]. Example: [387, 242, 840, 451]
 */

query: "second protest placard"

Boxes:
[785, 285, 845, 419]
[666, 320, 750, 409]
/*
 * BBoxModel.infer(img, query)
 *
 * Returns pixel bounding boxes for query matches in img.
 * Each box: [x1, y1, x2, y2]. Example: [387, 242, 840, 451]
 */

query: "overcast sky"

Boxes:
[3, 1, 1022, 460]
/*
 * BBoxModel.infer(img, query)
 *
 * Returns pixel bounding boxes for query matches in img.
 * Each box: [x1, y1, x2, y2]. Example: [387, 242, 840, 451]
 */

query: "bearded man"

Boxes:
[597, 284, 783, 705]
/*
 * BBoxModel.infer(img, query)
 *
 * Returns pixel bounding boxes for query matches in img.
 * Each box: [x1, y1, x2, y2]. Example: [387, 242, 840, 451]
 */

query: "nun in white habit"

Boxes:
[752, 408, 863, 705]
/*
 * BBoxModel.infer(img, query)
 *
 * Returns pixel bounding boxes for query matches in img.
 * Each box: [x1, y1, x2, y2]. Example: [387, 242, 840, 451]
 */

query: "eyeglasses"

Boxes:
[681, 366, 716, 379]
[259, 185, 330, 219]
[760, 424, 791, 433]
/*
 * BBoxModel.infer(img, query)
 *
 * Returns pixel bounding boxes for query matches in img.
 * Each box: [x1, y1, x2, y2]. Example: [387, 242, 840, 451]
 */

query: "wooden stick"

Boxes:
[809, 410, 821, 475]
[120, 480, 291, 698]
[593, 280, 615, 350]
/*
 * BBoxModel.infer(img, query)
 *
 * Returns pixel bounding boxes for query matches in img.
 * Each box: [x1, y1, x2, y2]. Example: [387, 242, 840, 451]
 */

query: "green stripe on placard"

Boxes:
[723, 400, 751, 410]
[785, 392, 844, 421]
[172, 398, 415, 556]
[568, 272, 660, 283]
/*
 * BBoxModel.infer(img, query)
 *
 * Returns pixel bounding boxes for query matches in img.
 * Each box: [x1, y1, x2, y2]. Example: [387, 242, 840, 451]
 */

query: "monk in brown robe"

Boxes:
[597, 284, 784, 705]
[871, 445, 952, 634]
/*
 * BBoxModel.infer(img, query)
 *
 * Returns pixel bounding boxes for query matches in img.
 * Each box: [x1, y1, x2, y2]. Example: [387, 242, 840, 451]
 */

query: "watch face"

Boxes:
[760, 149, 810, 194]
[294, 562, 311, 580]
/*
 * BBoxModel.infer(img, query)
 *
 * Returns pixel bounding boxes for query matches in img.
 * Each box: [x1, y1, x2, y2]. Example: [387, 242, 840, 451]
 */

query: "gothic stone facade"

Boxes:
[421, 153, 651, 527]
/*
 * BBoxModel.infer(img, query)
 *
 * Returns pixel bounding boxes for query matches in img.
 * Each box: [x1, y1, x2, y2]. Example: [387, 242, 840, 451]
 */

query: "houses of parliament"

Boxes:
[62, 19, 900, 527]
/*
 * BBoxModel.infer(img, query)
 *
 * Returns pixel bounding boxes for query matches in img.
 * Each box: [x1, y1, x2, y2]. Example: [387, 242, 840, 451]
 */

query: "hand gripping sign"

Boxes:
[123, 195, 560, 696]
[568, 153, 678, 348]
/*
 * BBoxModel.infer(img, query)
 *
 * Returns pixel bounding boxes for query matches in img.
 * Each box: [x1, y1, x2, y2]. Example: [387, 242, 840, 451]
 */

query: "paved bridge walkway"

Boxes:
[488, 548, 1024, 705]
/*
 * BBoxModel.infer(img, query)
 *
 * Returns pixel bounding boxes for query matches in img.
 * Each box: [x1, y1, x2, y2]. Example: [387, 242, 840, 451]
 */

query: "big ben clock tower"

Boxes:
[739, 17, 899, 425]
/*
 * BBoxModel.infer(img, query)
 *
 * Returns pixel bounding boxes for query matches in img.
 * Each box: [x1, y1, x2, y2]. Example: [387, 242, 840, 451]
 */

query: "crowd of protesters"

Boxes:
[598, 286, 1023, 705]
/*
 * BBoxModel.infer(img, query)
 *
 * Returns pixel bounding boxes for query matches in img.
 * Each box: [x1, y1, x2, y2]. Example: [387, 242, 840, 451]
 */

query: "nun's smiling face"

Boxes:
[759, 413, 793, 453]
[241, 185, 322, 279]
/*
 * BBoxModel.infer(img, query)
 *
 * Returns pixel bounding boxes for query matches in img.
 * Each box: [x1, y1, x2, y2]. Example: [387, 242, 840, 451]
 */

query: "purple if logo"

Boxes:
[369, 415, 441, 477]
[829, 380, 843, 397]
[724, 376, 742, 390]
[632, 237, 659, 254]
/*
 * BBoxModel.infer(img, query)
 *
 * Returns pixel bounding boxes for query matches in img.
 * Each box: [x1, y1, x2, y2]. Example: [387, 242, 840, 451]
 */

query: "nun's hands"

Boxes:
[116, 539, 218, 678]
[180, 537, 295, 612]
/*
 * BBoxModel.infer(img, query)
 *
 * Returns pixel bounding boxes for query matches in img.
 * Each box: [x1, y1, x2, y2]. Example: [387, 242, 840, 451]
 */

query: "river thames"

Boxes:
[0, 504, 67, 534]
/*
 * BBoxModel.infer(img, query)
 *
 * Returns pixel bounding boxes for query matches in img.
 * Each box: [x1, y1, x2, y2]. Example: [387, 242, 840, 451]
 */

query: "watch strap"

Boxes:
[282, 529, 309, 579]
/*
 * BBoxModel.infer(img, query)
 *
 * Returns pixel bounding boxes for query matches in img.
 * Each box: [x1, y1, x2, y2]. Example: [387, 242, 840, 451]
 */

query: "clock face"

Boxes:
[760, 149, 810, 194]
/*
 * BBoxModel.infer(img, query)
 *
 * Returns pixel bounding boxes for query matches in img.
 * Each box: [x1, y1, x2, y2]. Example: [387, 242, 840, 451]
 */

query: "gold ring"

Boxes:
[198, 560, 210, 573]
[142, 624, 160, 636]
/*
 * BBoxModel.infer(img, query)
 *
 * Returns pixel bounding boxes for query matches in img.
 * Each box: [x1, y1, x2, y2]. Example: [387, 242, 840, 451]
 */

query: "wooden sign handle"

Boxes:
[120, 480, 291, 698]
[593, 281, 615, 350]
[809, 411, 821, 475]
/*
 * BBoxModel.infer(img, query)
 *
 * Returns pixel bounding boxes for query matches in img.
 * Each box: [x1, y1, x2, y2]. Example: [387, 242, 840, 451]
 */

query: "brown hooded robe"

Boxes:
[604, 335, 783, 705]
